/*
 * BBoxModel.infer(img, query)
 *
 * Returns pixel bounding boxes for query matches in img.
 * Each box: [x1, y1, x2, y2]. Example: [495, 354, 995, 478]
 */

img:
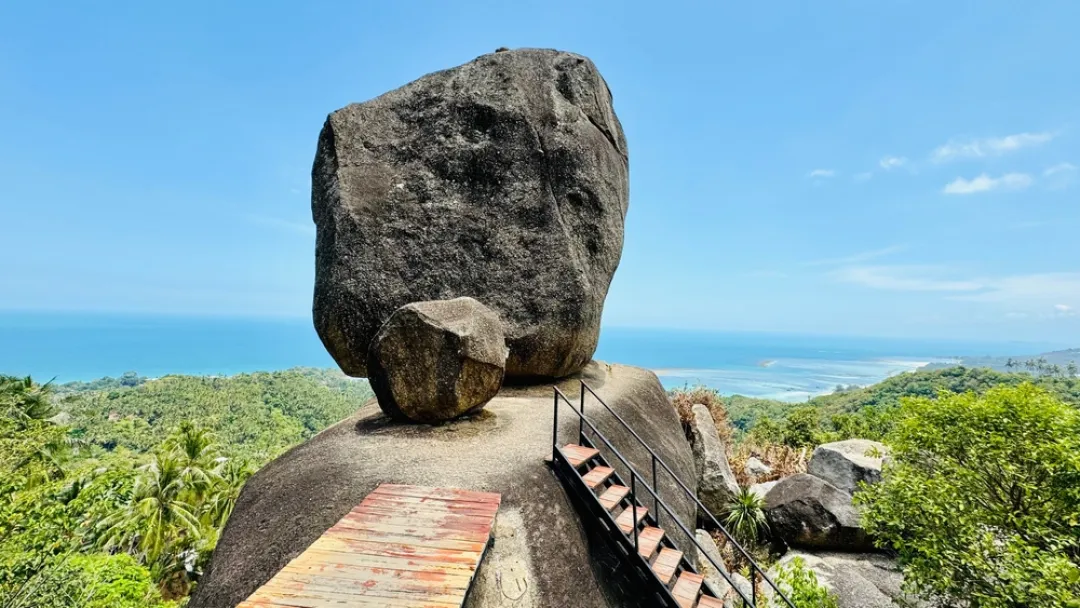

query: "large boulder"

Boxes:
[768, 551, 924, 608]
[190, 363, 696, 608]
[764, 474, 874, 551]
[808, 439, 888, 495]
[368, 297, 508, 423]
[311, 48, 629, 380]
[688, 404, 740, 515]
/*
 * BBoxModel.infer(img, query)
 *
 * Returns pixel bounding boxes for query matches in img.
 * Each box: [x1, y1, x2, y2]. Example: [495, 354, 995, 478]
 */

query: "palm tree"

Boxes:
[97, 453, 200, 567]
[202, 456, 256, 529]
[1, 375, 57, 430]
[167, 422, 219, 500]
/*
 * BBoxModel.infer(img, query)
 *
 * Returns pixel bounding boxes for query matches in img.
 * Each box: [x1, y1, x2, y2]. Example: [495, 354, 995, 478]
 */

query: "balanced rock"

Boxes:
[688, 404, 740, 515]
[367, 297, 508, 423]
[312, 48, 629, 380]
[764, 474, 874, 551]
[808, 439, 888, 495]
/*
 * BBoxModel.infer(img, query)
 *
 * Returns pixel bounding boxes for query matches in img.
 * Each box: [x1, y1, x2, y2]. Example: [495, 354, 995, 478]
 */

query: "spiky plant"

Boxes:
[723, 487, 768, 544]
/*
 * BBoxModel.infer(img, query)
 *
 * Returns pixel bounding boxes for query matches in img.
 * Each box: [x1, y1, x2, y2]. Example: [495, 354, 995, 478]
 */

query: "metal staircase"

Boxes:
[550, 381, 796, 608]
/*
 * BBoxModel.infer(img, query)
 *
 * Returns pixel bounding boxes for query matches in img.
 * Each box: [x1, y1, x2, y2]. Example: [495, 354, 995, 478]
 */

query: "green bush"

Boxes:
[857, 383, 1080, 607]
[771, 556, 839, 608]
[19, 553, 173, 608]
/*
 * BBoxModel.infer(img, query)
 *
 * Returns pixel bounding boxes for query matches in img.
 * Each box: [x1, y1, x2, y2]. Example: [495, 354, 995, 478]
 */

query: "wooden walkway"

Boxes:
[238, 484, 501, 608]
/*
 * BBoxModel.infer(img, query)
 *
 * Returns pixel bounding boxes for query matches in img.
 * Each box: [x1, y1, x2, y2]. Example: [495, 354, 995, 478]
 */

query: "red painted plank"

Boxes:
[241, 484, 500, 608]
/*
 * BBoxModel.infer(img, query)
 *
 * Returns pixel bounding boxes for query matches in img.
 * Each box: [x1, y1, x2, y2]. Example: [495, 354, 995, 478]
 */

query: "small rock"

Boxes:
[689, 404, 740, 515]
[808, 439, 888, 495]
[367, 297, 508, 423]
[749, 480, 779, 501]
[764, 474, 874, 551]
[744, 456, 772, 482]
[723, 572, 753, 608]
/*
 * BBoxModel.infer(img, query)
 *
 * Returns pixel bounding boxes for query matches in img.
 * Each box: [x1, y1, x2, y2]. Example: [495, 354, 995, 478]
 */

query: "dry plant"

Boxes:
[669, 385, 734, 445]
[730, 441, 809, 487]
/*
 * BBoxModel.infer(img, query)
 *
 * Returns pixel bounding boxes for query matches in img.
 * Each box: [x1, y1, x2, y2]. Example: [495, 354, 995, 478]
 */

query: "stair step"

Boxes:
[636, 526, 665, 559]
[615, 506, 649, 534]
[651, 547, 683, 585]
[562, 444, 599, 468]
[671, 571, 704, 608]
[696, 596, 725, 608]
[582, 466, 615, 489]
[598, 485, 629, 511]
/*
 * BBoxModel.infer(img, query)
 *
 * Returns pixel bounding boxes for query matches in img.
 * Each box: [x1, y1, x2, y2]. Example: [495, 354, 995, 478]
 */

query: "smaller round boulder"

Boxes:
[367, 297, 509, 423]
[764, 473, 874, 552]
[808, 439, 888, 495]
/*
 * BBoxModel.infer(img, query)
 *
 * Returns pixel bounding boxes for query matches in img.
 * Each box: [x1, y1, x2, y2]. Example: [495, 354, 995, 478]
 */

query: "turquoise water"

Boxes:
[0, 313, 1055, 401]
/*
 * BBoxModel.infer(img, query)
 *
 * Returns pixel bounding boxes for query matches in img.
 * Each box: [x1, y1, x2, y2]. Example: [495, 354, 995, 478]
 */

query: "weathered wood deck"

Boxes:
[238, 484, 501, 608]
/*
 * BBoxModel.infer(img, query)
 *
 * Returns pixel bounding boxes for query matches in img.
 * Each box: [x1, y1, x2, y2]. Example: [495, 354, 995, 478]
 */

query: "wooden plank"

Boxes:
[598, 485, 629, 511]
[651, 548, 683, 585]
[582, 465, 615, 489]
[671, 571, 703, 608]
[696, 595, 726, 608]
[615, 506, 649, 534]
[240, 484, 500, 608]
[636, 526, 665, 559]
[561, 444, 599, 468]
[372, 484, 501, 505]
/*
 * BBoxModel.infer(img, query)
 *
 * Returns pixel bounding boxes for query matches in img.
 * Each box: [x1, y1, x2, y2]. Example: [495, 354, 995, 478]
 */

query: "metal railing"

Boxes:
[552, 381, 796, 608]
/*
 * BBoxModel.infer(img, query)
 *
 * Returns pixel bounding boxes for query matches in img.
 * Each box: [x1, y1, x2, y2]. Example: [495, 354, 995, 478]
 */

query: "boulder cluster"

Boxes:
[686, 418, 908, 607]
[310, 48, 629, 422]
[763, 438, 888, 552]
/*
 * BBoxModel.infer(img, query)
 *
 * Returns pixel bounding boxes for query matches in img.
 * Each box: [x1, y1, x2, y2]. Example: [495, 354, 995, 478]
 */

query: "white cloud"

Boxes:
[931, 132, 1056, 163]
[803, 245, 906, 267]
[878, 156, 908, 170]
[942, 172, 1032, 195]
[831, 265, 984, 292]
[1044, 162, 1077, 176]
[807, 169, 836, 178]
[833, 266, 1080, 314]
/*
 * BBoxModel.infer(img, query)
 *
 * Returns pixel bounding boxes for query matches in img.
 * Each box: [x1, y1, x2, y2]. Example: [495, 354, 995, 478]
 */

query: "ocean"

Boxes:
[0, 313, 1055, 402]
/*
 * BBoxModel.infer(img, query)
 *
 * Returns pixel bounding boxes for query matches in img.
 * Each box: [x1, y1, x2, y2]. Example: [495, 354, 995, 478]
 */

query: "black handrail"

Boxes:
[560, 382, 798, 608]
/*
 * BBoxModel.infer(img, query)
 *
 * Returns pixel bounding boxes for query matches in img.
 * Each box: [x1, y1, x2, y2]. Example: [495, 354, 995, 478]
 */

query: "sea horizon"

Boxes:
[0, 311, 1063, 402]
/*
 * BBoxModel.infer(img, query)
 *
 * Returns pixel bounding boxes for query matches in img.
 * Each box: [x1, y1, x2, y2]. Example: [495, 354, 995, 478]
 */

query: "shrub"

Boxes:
[771, 556, 839, 608]
[857, 383, 1080, 607]
[723, 487, 768, 544]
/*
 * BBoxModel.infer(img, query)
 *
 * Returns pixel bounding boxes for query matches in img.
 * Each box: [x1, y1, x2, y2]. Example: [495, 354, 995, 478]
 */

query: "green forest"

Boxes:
[3, 364, 1078, 606]
[0, 369, 372, 607]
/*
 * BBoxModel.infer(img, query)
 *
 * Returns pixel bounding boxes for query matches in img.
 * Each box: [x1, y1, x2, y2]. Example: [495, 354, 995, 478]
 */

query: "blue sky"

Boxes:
[1, 1, 1078, 343]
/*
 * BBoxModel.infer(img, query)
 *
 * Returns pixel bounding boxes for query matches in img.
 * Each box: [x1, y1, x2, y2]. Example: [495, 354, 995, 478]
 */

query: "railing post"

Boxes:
[630, 471, 638, 554]
[578, 382, 585, 444]
[652, 455, 659, 528]
[552, 390, 558, 462]
[751, 564, 758, 607]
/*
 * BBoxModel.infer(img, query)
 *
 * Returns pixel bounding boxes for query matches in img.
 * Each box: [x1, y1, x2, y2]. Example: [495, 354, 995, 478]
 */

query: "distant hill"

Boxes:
[921, 348, 1080, 374]
[725, 365, 1080, 433]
